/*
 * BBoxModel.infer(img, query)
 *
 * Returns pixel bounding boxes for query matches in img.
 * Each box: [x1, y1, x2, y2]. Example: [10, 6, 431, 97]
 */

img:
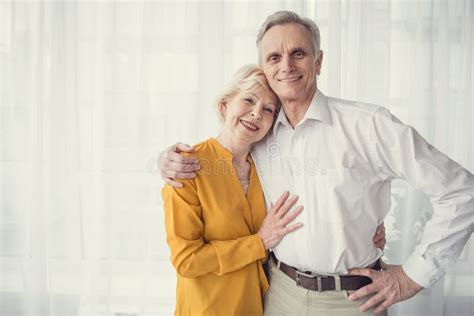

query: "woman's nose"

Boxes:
[251, 110, 262, 120]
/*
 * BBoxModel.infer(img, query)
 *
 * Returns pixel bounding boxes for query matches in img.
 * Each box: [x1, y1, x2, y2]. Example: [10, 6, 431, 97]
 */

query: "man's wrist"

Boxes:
[403, 252, 438, 288]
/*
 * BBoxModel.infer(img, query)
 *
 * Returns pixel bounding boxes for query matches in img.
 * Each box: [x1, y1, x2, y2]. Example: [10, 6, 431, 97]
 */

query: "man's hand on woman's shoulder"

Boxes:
[159, 142, 200, 187]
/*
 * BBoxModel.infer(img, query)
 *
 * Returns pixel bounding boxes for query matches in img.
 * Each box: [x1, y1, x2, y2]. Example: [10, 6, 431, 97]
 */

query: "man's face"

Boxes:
[259, 23, 323, 103]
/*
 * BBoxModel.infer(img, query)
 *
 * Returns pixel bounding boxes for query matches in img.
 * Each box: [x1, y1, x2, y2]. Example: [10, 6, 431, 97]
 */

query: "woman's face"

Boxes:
[220, 86, 279, 145]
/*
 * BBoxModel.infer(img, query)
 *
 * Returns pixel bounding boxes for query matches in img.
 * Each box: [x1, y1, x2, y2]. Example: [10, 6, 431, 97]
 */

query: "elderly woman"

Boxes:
[162, 65, 304, 315]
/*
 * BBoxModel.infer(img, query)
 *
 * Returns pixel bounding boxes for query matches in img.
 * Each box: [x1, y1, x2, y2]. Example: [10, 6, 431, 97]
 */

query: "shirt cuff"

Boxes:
[403, 252, 440, 288]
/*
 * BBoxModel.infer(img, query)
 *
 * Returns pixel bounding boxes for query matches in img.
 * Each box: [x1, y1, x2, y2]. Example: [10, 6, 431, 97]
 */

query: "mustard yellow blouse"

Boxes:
[162, 138, 269, 316]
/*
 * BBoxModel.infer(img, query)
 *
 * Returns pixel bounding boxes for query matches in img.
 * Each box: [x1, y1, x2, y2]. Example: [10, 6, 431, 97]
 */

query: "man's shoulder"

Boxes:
[251, 134, 273, 160]
[326, 96, 386, 120]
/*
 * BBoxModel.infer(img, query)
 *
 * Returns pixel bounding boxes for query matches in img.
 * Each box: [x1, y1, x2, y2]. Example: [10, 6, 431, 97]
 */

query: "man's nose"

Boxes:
[281, 56, 295, 73]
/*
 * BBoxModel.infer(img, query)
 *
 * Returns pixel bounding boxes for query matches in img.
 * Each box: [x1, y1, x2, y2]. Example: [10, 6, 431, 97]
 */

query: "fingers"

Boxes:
[168, 161, 200, 173]
[166, 150, 200, 166]
[373, 300, 391, 314]
[271, 191, 290, 213]
[281, 222, 303, 235]
[375, 239, 386, 250]
[164, 177, 183, 188]
[158, 144, 199, 184]
[160, 149, 200, 182]
[348, 283, 377, 301]
[373, 232, 383, 243]
[373, 223, 386, 250]
[260, 191, 304, 249]
[282, 205, 304, 226]
[274, 194, 299, 217]
[348, 268, 375, 279]
[377, 221, 385, 231]
[359, 291, 385, 312]
[373, 223, 385, 242]
[274, 204, 304, 240]
[162, 170, 197, 180]
[173, 142, 195, 153]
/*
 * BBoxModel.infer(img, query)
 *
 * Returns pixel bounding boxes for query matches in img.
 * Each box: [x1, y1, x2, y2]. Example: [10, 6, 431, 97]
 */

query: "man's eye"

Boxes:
[268, 55, 280, 62]
[294, 51, 305, 58]
[244, 98, 254, 104]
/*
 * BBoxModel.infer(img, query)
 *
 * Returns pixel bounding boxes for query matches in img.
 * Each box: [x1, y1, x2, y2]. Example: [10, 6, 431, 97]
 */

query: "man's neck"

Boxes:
[281, 86, 317, 128]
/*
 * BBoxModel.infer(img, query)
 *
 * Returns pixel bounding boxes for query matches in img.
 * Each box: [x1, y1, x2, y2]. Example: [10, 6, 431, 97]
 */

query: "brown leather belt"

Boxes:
[271, 252, 381, 292]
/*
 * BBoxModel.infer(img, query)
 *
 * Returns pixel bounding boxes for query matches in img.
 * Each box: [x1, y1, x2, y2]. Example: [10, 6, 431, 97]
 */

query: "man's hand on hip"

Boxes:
[158, 142, 200, 188]
[348, 263, 423, 313]
[373, 222, 386, 250]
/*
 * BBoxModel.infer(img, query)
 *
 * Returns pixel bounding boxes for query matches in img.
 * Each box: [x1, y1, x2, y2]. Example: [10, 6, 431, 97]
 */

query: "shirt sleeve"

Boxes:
[162, 180, 267, 278]
[370, 107, 474, 288]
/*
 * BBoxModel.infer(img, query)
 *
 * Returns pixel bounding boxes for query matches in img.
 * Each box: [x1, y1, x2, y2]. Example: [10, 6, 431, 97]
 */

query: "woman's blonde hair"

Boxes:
[214, 64, 280, 122]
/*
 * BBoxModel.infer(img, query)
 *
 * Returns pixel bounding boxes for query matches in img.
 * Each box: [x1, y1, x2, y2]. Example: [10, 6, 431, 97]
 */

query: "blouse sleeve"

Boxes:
[162, 180, 267, 278]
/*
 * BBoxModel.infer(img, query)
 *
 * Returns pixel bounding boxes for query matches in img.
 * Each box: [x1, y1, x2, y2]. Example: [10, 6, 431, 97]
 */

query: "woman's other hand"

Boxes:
[258, 191, 304, 250]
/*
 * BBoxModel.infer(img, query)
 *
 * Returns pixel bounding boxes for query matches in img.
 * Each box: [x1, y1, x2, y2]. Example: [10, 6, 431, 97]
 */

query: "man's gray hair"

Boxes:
[256, 11, 321, 59]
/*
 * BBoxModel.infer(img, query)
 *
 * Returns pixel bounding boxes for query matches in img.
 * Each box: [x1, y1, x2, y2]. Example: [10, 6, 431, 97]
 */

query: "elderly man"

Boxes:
[159, 11, 474, 315]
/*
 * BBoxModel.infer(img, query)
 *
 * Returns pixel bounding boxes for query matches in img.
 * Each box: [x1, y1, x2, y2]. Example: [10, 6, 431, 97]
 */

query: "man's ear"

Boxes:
[315, 50, 324, 76]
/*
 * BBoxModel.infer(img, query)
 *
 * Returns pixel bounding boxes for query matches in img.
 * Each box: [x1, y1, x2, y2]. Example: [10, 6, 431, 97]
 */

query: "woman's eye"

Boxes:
[264, 107, 273, 113]
[244, 98, 254, 104]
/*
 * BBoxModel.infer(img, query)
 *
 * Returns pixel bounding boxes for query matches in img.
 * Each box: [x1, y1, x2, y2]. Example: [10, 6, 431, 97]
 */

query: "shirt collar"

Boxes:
[273, 89, 331, 137]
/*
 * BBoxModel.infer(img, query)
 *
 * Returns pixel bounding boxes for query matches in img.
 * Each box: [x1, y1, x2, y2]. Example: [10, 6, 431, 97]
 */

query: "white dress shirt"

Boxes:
[251, 90, 474, 288]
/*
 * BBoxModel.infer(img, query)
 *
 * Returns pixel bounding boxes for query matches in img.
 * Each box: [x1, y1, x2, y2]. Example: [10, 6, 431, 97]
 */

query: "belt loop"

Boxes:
[276, 258, 281, 269]
[333, 275, 341, 291]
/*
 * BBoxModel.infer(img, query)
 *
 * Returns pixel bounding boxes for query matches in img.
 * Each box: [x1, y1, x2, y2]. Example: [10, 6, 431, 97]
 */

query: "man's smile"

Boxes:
[277, 75, 303, 82]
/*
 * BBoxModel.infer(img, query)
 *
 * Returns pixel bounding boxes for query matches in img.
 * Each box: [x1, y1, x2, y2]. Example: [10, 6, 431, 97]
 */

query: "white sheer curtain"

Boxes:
[1, 1, 472, 315]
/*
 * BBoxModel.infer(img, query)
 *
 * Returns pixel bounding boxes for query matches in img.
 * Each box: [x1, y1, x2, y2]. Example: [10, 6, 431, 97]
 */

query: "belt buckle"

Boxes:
[296, 270, 326, 292]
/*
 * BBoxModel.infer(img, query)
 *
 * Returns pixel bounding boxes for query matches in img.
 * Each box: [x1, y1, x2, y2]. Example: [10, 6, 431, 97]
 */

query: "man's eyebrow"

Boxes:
[264, 51, 280, 60]
[264, 47, 307, 60]
[290, 47, 306, 53]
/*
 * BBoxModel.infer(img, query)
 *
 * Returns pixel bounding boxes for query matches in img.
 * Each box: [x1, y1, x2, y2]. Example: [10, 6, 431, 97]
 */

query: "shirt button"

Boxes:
[320, 169, 327, 176]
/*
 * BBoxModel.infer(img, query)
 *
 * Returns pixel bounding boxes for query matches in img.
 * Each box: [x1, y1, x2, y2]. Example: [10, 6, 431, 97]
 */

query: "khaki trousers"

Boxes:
[263, 259, 388, 316]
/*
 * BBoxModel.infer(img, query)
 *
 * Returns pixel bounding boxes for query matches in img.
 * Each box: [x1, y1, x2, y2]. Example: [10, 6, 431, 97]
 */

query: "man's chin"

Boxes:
[276, 91, 303, 102]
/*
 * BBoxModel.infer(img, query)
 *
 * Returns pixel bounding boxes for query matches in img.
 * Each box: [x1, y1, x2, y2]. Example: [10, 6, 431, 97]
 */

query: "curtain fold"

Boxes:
[1, 1, 472, 315]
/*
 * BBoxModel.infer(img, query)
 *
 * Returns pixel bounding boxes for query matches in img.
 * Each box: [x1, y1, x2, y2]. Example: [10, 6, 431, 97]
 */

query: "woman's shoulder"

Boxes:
[183, 138, 220, 160]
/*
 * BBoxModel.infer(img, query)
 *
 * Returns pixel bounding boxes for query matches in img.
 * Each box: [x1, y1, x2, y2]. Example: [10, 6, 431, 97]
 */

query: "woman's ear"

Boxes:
[218, 101, 227, 120]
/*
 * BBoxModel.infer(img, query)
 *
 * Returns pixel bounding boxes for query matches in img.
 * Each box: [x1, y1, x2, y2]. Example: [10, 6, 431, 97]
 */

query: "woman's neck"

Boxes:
[216, 130, 251, 165]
